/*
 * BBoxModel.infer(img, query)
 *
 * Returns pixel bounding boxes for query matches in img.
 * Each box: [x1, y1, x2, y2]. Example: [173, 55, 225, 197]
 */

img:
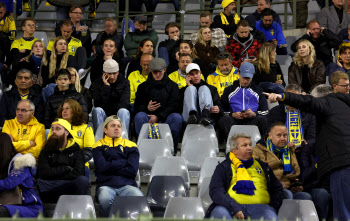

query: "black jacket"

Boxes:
[90, 54, 121, 83]
[44, 84, 88, 128]
[212, 13, 243, 37]
[135, 74, 180, 121]
[253, 62, 286, 87]
[205, 153, 284, 217]
[158, 38, 181, 75]
[0, 86, 44, 126]
[92, 31, 124, 58]
[38, 142, 85, 180]
[280, 92, 350, 177]
[245, 10, 282, 28]
[291, 29, 341, 66]
[91, 74, 130, 116]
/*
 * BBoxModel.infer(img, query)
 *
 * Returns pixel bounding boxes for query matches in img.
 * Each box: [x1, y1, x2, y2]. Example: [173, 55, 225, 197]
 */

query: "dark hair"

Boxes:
[61, 19, 74, 28]
[340, 46, 350, 55]
[269, 122, 286, 132]
[261, 8, 274, 18]
[237, 19, 249, 28]
[55, 69, 71, 80]
[216, 51, 233, 61]
[306, 19, 319, 29]
[0, 2, 6, 9]
[200, 11, 212, 19]
[21, 17, 36, 27]
[179, 53, 192, 60]
[180, 40, 193, 49]
[136, 38, 153, 59]
[165, 22, 180, 35]
[103, 38, 119, 57]
[69, 5, 83, 13]
[0, 133, 18, 179]
[285, 84, 302, 93]
[57, 99, 86, 125]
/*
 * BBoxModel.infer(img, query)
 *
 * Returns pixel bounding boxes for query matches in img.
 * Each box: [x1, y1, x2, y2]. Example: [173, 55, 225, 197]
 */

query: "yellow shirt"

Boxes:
[128, 70, 148, 104]
[11, 37, 38, 51]
[207, 66, 239, 97]
[0, 15, 16, 41]
[168, 70, 205, 89]
[47, 36, 82, 56]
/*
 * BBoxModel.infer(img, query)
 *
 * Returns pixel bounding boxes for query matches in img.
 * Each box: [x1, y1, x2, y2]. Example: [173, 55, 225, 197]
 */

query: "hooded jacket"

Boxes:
[2, 117, 46, 161]
[0, 153, 43, 217]
[207, 65, 239, 97]
[256, 20, 287, 49]
[124, 29, 158, 57]
[134, 74, 180, 122]
[92, 136, 139, 189]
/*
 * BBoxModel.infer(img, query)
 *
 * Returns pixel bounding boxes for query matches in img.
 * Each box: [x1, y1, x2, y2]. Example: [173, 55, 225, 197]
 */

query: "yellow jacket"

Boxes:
[128, 70, 148, 104]
[47, 37, 82, 56]
[0, 15, 16, 41]
[207, 66, 239, 97]
[168, 70, 205, 89]
[2, 117, 45, 161]
[11, 37, 38, 51]
[93, 136, 137, 149]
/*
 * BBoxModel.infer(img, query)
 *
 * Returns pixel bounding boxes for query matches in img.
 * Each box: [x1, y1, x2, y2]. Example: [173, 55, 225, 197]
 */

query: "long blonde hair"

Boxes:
[25, 40, 48, 66]
[67, 67, 81, 92]
[49, 36, 69, 79]
[256, 42, 276, 74]
[194, 27, 213, 59]
[293, 39, 316, 68]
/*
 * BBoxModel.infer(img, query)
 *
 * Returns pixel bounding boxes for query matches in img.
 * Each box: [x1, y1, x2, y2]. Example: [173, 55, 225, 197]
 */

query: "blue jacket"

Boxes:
[92, 136, 139, 189]
[256, 20, 287, 48]
[0, 153, 43, 217]
[205, 153, 284, 217]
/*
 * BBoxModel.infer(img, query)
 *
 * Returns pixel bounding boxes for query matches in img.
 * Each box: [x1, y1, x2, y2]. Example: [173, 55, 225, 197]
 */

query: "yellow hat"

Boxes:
[221, 0, 236, 9]
[51, 118, 73, 138]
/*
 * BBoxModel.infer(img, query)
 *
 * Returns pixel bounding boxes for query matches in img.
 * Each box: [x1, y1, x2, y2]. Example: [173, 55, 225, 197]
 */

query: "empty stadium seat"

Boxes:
[286, 36, 298, 55]
[270, 2, 293, 28]
[35, 1, 56, 29]
[198, 157, 224, 190]
[184, 3, 200, 29]
[181, 139, 217, 172]
[109, 196, 150, 218]
[163, 197, 205, 219]
[34, 31, 49, 46]
[137, 123, 174, 154]
[213, 4, 222, 15]
[278, 199, 319, 221]
[226, 125, 261, 153]
[182, 124, 218, 154]
[95, 122, 128, 142]
[136, 170, 141, 188]
[152, 4, 176, 30]
[92, 2, 117, 29]
[150, 156, 190, 189]
[280, 64, 289, 84]
[241, 4, 257, 15]
[53, 195, 96, 219]
[307, 1, 321, 21]
[139, 139, 172, 171]
[197, 177, 212, 212]
[90, 33, 98, 42]
[276, 55, 293, 65]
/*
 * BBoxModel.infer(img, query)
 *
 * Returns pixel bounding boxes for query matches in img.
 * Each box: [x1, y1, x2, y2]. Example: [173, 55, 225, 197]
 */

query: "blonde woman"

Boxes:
[253, 42, 285, 93]
[288, 39, 326, 93]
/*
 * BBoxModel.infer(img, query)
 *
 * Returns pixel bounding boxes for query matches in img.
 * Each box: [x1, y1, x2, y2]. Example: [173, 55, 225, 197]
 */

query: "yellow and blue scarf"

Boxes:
[266, 137, 293, 172]
[285, 105, 304, 147]
[229, 152, 256, 195]
[148, 123, 160, 139]
[220, 12, 240, 39]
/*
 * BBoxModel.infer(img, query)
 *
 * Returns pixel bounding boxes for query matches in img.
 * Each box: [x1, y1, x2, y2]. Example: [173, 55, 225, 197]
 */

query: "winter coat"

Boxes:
[245, 10, 282, 28]
[90, 54, 121, 83]
[194, 42, 220, 64]
[253, 61, 286, 87]
[124, 29, 158, 57]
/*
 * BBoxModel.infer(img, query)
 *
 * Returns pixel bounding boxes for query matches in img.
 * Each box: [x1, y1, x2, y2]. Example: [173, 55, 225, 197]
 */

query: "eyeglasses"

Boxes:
[337, 84, 350, 88]
[71, 11, 83, 15]
[105, 25, 114, 28]
[217, 53, 230, 59]
[16, 108, 33, 113]
[62, 107, 72, 111]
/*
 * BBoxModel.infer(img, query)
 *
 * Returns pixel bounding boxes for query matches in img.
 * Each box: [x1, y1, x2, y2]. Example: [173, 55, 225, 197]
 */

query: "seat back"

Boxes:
[278, 199, 319, 221]
[198, 177, 212, 212]
[163, 197, 205, 219]
[33, 31, 48, 46]
[109, 196, 150, 218]
[198, 157, 224, 190]
[139, 139, 172, 170]
[183, 3, 200, 29]
[152, 3, 176, 30]
[226, 125, 261, 153]
[181, 140, 217, 171]
[182, 124, 218, 153]
[53, 195, 96, 219]
[95, 122, 128, 142]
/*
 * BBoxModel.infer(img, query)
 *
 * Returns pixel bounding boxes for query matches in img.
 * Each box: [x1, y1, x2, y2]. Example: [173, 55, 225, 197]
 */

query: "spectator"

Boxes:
[0, 133, 43, 217]
[253, 42, 285, 93]
[167, 40, 194, 75]
[0, 2, 15, 42]
[92, 116, 143, 217]
[190, 11, 227, 51]
[288, 39, 326, 93]
[126, 38, 154, 76]
[337, 23, 350, 42]
[92, 17, 123, 58]
[330, 71, 349, 93]
[206, 133, 283, 220]
[0, 69, 44, 126]
[219, 62, 268, 138]
[2, 99, 45, 161]
[91, 38, 122, 83]
[128, 53, 153, 106]
[211, 0, 241, 38]
[194, 26, 220, 77]
[207, 52, 239, 97]
[158, 22, 181, 68]
[327, 46, 350, 81]
[134, 58, 182, 155]
[91, 59, 130, 133]
[124, 15, 158, 57]
[319, 0, 350, 34]
[226, 20, 262, 68]
[37, 118, 89, 203]
[245, 0, 281, 28]
[256, 8, 287, 55]
[44, 69, 88, 129]
[55, 5, 92, 57]
[181, 63, 222, 125]
[291, 19, 341, 66]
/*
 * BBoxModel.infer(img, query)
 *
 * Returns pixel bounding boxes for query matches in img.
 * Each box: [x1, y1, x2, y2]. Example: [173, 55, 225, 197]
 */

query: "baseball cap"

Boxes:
[103, 59, 119, 73]
[186, 63, 201, 74]
[134, 15, 147, 23]
[149, 58, 166, 72]
[103, 115, 121, 129]
[239, 62, 255, 78]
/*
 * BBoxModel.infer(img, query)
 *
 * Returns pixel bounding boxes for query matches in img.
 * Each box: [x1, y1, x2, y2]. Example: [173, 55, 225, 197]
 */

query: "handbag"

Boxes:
[0, 186, 22, 205]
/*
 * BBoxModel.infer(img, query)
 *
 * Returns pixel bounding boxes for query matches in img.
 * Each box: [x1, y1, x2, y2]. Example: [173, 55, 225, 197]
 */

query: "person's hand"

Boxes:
[210, 106, 220, 113]
[272, 39, 278, 46]
[242, 109, 255, 118]
[234, 211, 245, 219]
[104, 55, 112, 60]
[8, 134, 14, 142]
[337, 59, 343, 67]
[102, 73, 110, 86]
[276, 80, 283, 85]
[76, 25, 86, 32]
[20, 49, 26, 53]
[320, 27, 325, 33]
[186, 75, 193, 86]
[147, 100, 161, 111]
[263, 92, 282, 103]
[19, 57, 26, 62]
[301, 139, 308, 145]
[287, 142, 295, 149]
[176, 51, 180, 61]
[207, 53, 210, 56]
[148, 115, 158, 123]
[291, 185, 304, 193]
[232, 112, 244, 119]
[172, 35, 179, 41]
[281, 182, 287, 189]
[3, 64, 7, 69]
[306, 29, 311, 36]
[30, 140, 36, 147]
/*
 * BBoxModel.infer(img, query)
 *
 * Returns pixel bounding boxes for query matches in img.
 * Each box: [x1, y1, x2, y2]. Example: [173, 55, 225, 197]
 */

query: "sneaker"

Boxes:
[187, 114, 197, 124]
[199, 118, 211, 126]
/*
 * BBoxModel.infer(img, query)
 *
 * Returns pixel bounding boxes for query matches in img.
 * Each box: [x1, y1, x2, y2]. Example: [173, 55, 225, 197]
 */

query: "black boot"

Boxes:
[199, 108, 210, 126]
[187, 110, 198, 124]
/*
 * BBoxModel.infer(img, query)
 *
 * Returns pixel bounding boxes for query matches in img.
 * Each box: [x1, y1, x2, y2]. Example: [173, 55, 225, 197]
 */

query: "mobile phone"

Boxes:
[241, 110, 246, 113]
[189, 80, 194, 85]
[151, 98, 159, 103]
[248, 56, 255, 60]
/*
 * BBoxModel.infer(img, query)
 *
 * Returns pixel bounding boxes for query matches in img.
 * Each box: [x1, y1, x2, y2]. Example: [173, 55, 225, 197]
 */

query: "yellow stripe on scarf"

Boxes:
[220, 12, 240, 38]
[148, 123, 160, 139]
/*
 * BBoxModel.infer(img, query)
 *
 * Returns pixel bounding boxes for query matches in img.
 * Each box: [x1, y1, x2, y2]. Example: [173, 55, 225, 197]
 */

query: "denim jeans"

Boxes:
[182, 85, 213, 122]
[210, 204, 277, 220]
[330, 166, 350, 221]
[310, 188, 331, 220]
[283, 189, 313, 200]
[92, 107, 130, 134]
[97, 185, 143, 217]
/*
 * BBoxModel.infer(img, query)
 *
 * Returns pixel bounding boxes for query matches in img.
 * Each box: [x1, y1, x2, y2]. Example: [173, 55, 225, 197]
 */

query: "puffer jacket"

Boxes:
[206, 65, 239, 97]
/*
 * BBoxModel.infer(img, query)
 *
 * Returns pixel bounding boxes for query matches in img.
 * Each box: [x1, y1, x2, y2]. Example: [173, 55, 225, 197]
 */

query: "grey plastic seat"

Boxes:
[155, 34, 168, 57]
[280, 64, 289, 84]
[163, 197, 205, 219]
[139, 139, 172, 171]
[150, 156, 190, 189]
[95, 122, 128, 142]
[286, 36, 298, 56]
[136, 170, 141, 188]
[267, 101, 279, 110]
[152, 3, 176, 30]
[226, 125, 261, 153]
[278, 199, 319, 221]
[181, 139, 217, 171]
[213, 4, 222, 15]
[242, 5, 257, 14]
[270, 3, 293, 28]
[198, 177, 212, 212]
[53, 195, 96, 219]
[184, 3, 200, 29]
[92, 2, 116, 29]
[137, 123, 173, 154]
[34, 31, 48, 46]
[109, 196, 150, 218]
[182, 124, 218, 154]
[276, 55, 293, 66]
[198, 157, 224, 190]
[35, 1, 56, 29]
[307, 1, 321, 21]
